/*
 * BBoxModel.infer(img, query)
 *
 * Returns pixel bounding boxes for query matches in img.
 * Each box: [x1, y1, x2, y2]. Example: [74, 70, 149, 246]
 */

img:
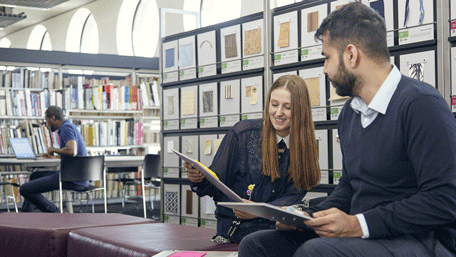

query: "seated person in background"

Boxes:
[20, 106, 88, 213]
[238, 3, 456, 256]
[184, 75, 321, 243]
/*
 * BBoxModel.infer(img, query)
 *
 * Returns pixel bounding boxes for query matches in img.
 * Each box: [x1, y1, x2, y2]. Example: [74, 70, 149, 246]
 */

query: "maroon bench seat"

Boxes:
[0, 213, 155, 257]
[67, 223, 239, 257]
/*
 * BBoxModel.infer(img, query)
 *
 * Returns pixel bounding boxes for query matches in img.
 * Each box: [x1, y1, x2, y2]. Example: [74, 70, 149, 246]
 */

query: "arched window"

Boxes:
[0, 38, 12, 48]
[66, 8, 99, 53]
[117, 0, 159, 57]
[200, 0, 241, 27]
[27, 25, 52, 50]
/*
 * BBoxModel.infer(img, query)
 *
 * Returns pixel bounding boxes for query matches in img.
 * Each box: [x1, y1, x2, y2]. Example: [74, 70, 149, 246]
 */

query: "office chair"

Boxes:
[59, 155, 107, 213]
[141, 153, 161, 219]
[0, 181, 20, 213]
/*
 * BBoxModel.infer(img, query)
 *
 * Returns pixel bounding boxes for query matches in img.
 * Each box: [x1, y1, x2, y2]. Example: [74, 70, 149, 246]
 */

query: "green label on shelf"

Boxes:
[163, 168, 168, 174]
[241, 115, 248, 120]
[164, 121, 168, 126]
[220, 117, 226, 122]
[163, 74, 167, 79]
[333, 172, 342, 180]
[201, 220, 206, 226]
[222, 63, 227, 69]
[179, 70, 184, 76]
[181, 218, 186, 223]
[330, 108, 339, 115]
[180, 119, 186, 125]
[399, 31, 409, 39]
[164, 215, 169, 221]
[301, 49, 309, 56]
[198, 67, 204, 73]
[181, 168, 187, 175]
[199, 118, 205, 124]
[243, 60, 249, 65]
[274, 54, 281, 60]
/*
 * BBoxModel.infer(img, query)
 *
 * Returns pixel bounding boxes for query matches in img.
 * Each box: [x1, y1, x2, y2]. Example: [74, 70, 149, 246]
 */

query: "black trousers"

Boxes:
[238, 229, 454, 257]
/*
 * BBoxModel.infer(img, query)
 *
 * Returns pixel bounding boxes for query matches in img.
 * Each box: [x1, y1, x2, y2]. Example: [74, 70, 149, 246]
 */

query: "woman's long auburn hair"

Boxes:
[261, 75, 320, 190]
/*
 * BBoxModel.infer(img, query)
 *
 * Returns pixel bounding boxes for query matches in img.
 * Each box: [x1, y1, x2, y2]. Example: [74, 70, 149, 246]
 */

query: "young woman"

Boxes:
[185, 75, 320, 243]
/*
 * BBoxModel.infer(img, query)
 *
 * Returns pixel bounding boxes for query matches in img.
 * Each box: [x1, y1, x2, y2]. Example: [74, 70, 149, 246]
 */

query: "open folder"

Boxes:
[218, 202, 313, 229]
[172, 149, 244, 202]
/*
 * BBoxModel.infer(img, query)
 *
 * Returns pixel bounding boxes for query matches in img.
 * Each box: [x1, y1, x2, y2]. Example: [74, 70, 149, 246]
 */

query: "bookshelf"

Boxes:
[0, 48, 160, 209]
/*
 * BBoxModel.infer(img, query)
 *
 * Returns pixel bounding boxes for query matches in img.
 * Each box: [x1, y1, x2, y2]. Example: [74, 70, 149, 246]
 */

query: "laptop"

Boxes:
[172, 149, 244, 202]
[9, 138, 39, 159]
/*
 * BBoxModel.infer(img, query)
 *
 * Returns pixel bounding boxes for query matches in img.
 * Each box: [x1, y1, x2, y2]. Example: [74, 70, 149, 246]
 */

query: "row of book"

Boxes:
[75, 120, 144, 147]
[0, 120, 59, 156]
[0, 88, 49, 117]
[0, 69, 58, 89]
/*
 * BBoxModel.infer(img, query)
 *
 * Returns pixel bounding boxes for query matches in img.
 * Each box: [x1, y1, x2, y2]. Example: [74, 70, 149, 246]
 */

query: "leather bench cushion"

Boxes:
[0, 213, 154, 257]
[68, 223, 239, 257]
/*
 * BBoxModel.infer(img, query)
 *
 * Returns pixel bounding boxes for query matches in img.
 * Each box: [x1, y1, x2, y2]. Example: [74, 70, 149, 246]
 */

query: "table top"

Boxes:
[0, 155, 145, 168]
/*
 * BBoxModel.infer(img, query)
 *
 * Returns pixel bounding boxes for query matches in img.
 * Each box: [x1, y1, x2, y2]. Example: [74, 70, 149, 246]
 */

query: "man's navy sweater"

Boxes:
[308, 76, 456, 253]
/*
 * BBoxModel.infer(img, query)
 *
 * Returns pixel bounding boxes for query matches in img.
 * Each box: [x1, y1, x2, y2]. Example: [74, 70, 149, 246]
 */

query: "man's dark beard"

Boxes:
[330, 56, 358, 97]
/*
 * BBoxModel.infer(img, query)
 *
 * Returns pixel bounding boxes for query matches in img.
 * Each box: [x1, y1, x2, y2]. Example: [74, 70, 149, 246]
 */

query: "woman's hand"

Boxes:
[184, 162, 205, 183]
[233, 199, 258, 220]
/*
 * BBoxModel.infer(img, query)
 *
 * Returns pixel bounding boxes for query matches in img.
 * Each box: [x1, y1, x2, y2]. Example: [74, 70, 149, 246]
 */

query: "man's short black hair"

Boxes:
[315, 1, 390, 63]
[45, 106, 64, 121]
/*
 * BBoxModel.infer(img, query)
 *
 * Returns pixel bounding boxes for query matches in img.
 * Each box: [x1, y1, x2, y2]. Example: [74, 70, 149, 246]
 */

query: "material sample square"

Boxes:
[278, 22, 290, 48]
[165, 191, 178, 214]
[167, 96, 174, 115]
[182, 90, 196, 116]
[165, 48, 175, 68]
[225, 33, 238, 58]
[304, 77, 321, 106]
[225, 85, 233, 99]
[202, 91, 213, 113]
[307, 11, 319, 32]
[244, 28, 262, 56]
[179, 43, 193, 67]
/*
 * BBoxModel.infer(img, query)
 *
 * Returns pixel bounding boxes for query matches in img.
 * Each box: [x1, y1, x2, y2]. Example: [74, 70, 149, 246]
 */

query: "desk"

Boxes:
[0, 156, 145, 168]
[0, 156, 146, 214]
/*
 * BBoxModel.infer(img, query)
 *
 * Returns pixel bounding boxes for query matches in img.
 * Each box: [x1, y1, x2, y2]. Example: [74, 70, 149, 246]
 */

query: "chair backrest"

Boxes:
[143, 154, 161, 179]
[60, 155, 105, 182]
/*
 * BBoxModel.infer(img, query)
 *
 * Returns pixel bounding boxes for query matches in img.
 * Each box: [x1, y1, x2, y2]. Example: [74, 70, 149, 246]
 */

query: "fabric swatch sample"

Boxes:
[204, 139, 212, 155]
[278, 22, 290, 48]
[186, 190, 193, 215]
[225, 85, 233, 99]
[202, 91, 213, 113]
[182, 90, 196, 116]
[250, 86, 258, 105]
[370, 0, 385, 18]
[179, 43, 193, 68]
[185, 140, 193, 154]
[225, 33, 238, 58]
[304, 77, 321, 106]
[244, 28, 262, 56]
[214, 138, 223, 154]
[408, 63, 424, 81]
[167, 96, 174, 115]
[307, 11, 319, 32]
[165, 191, 178, 214]
[165, 48, 175, 68]
[246, 86, 252, 97]
[167, 141, 174, 153]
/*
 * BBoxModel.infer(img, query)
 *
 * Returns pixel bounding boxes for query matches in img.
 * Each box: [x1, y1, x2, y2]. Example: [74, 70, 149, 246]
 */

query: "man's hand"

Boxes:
[304, 208, 363, 237]
[41, 153, 57, 159]
[47, 146, 56, 155]
[184, 162, 205, 183]
[233, 199, 258, 220]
